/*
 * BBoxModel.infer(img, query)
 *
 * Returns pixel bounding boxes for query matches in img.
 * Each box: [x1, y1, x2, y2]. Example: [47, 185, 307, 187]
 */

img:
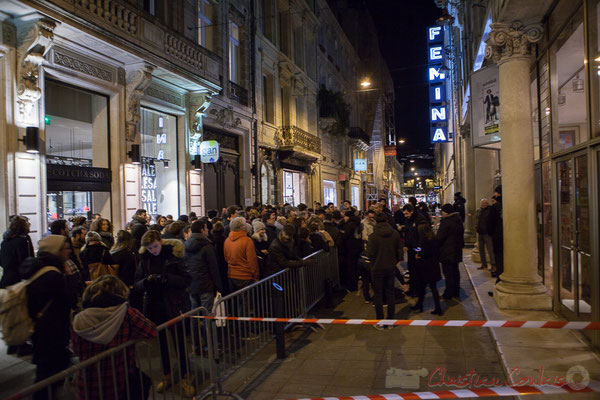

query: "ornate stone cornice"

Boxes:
[485, 21, 543, 64]
[125, 62, 155, 142]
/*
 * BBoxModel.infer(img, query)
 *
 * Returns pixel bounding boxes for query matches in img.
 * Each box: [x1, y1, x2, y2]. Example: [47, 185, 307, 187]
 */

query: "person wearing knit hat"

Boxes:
[441, 203, 455, 215]
[252, 220, 266, 234]
[38, 234, 67, 256]
[18, 234, 78, 395]
[80, 230, 116, 282]
[85, 231, 103, 245]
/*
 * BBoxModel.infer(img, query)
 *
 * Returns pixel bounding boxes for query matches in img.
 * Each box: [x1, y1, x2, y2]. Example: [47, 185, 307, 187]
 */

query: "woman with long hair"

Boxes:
[90, 218, 114, 248]
[110, 230, 137, 288]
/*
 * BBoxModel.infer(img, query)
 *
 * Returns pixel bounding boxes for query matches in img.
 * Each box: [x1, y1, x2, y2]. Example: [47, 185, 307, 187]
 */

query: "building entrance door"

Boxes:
[557, 153, 591, 319]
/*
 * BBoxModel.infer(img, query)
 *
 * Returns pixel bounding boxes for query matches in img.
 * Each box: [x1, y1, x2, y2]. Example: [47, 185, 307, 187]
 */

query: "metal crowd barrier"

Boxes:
[203, 248, 340, 397]
[6, 247, 340, 400]
[6, 306, 213, 400]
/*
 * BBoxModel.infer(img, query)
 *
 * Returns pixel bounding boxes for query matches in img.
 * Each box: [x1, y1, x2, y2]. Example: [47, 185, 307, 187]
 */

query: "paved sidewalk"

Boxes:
[0, 340, 36, 399]
[463, 251, 600, 400]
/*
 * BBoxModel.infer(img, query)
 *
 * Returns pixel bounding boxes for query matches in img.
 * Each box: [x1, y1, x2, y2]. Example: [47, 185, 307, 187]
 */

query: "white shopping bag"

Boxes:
[213, 292, 226, 328]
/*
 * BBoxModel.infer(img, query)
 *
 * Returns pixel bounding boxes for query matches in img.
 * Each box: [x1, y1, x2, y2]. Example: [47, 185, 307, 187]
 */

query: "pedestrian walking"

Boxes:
[411, 223, 443, 315]
[134, 230, 194, 396]
[367, 214, 405, 329]
[436, 204, 464, 299]
[72, 275, 156, 400]
[19, 235, 79, 400]
[475, 198, 496, 271]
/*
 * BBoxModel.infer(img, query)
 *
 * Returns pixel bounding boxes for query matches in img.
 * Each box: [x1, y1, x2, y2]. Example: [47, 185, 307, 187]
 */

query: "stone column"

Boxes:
[485, 22, 551, 310]
[461, 124, 477, 245]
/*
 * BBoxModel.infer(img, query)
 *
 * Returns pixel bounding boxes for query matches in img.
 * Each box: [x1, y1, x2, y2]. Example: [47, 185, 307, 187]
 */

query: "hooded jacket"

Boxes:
[185, 233, 223, 295]
[224, 230, 259, 281]
[129, 215, 148, 250]
[265, 234, 304, 277]
[436, 212, 464, 264]
[134, 239, 191, 323]
[366, 222, 403, 277]
[71, 292, 156, 400]
[0, 230, 34, 288]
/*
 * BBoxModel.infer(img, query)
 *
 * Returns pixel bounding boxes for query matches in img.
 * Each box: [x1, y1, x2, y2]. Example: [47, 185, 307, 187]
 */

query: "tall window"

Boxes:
[263, 74, 274, 123]
[198, 0, 215, 52]
[229, 21, 240, 84]
[323, 180, 337, 206]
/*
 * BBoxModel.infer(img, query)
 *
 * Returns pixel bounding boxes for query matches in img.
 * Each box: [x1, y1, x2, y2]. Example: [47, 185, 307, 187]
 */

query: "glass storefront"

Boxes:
[323, 179, 337, 205]
[283, 170, 305, 206]
[44, 80, 110, 223]
[261, 161, 275, 205]
[351, 185, 360, 210]
[140, 108, 179, 217]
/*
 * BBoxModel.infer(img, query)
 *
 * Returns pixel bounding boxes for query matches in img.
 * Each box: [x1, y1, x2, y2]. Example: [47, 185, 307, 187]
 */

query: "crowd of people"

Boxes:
[0, 187, 503, 398]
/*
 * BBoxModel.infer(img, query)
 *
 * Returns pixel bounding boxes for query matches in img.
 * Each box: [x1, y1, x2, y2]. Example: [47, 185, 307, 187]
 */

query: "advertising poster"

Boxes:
[471, 65, 501, 147]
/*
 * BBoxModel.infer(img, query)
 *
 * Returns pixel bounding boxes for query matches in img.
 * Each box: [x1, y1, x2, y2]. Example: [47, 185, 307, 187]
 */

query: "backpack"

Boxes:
[0, 266, 60, 345]
[88, 249, 119, 281]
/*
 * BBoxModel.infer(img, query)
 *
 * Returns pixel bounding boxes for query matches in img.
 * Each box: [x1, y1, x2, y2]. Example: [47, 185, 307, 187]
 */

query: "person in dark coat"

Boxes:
[265, 225, 312, 277]
[261, 212, 278, 246]
[19, 235, 79, 400]
[210, 221, 230, 295]
[488, 186, 503, 280]
[367, 214, 405, 327]
[79, 231, 115, 283]
[411, 223, 443, 315]
[418, 202, 432, 224]
[0, 216, 34, 288]
[129, 209, 148, 252]
[323, 213, 341, 247]
[251, 220, 270, 277]
[110, 230, 137, 288]
[90, 218, 114, 248]
[402, 204, 429, 297]
[134, 230, 193, 396]
[453, 192, 466, 223]
[341, 212, 362, 291]
[436, 204, 464, 299]
[185, 220, 223, 309]
[296, 227, 315, 258]
[475, 198, 496, 271]
[308, 222, 331, 252]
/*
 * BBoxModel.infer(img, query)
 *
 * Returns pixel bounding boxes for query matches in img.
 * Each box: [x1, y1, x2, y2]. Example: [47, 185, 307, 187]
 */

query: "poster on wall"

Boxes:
[471, 65, 501, 147]
[141, 162, 158, 214]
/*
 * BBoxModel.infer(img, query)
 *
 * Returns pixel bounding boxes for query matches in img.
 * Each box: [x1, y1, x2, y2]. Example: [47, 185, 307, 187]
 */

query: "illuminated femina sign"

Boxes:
[427, 25, 449, 143]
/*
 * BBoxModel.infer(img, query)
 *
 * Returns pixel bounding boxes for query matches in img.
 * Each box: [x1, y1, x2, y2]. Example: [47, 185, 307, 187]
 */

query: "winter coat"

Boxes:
[366, 222, 403, 277]
[436, 212, 464, 264]
[453, 196, 466, 222]
[185, 233, 223, 295]
[71, 237, 84, 267]
[361, 218, 376, 242]
[415, 234, 441, 283]
[488, 199, 503, 252]
[210, 231, 230, 294]
[20, 253, 79, 364]
[251, 232, 270, 278]
[296, 239, 314, 258]
[265, 224, 278, 246]
[475, 207, 492, 235]
[341, 216, 363, 255]
[129, 216, 148, 250]
[110, 248, 137, 287]
[0, 231, 34, 288]
[224, 231, 259, 281]
[323, 221, 341, 248]
[80, 242, 115, 282]
[134, 239, 191, 324]
[265, 235, 304, 277]
[394, 209, 406, 227]
[72, 292, 156, 400]
[98, 231, 114, 249]
[309, 231, 330, 252]
[404, 212, 429, 250]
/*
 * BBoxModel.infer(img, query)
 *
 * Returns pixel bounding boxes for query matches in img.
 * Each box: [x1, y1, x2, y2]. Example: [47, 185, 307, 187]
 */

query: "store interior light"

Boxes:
[192, 155, 202, 171]
[128, 144, 141, 165]
[20, 127, 40, 154]
[360, 80, 371, 88]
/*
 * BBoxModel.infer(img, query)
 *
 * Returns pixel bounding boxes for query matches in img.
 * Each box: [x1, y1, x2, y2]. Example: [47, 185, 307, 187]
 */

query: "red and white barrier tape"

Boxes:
[289, 381, 600, 400]
[191, 316, 600, 330]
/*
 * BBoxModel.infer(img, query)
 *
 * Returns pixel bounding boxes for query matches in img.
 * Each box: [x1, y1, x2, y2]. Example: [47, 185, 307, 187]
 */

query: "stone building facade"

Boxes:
[436, 0, 600, 347]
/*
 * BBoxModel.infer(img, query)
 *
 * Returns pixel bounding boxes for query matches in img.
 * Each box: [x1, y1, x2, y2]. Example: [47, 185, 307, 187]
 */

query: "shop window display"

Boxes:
[140, 108, 179, 217]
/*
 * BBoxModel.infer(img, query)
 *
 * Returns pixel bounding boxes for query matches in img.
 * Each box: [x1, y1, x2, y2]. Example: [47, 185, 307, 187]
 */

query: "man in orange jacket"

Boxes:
[224, 217, 259, 292]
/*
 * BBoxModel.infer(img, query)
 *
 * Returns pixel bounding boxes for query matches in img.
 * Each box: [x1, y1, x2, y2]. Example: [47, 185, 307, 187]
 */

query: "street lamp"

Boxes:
[410, 167, 415, 171]
[398, 138, 406, 144]
[410, 159, 415, 163]
[360, 79, 371, 88]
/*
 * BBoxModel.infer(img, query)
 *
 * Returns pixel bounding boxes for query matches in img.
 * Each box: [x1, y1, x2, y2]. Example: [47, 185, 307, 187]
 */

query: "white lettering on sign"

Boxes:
[432, 128, 447, 142]
[141, 163, 158, 214]
[157, 134, 167, 144]
[429, 26, 442, 41]
[434, 87, 442, 101]
[429, 67, 446, 82]
[431, 107, 447, 121]
[157, 150, 165, 160]
[429, 46, 443, 61]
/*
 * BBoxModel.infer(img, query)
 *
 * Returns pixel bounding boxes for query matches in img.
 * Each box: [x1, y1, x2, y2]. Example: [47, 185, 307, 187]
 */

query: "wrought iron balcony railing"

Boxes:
[276, 125, 322, 155]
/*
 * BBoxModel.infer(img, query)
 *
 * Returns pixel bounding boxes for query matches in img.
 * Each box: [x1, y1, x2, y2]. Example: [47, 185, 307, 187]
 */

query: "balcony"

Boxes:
[229, 81, 249, 107]
[276, 125, 322, 159]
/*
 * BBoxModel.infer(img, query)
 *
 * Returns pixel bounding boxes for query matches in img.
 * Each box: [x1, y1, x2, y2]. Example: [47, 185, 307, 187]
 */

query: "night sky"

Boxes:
[366, 0, 442, 169]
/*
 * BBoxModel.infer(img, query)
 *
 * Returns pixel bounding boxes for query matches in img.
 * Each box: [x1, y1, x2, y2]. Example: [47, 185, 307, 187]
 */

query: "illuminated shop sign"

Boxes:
[199, 140, 220, 163]
[427, 25, 449, 143]
[354, 158, 367, 171]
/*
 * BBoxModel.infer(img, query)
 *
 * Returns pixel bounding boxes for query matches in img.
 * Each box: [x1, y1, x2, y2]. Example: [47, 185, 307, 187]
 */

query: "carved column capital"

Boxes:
[15, 16, 59, 125]
[485, 21, 543, 64]
[125, 62, 155, 142]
